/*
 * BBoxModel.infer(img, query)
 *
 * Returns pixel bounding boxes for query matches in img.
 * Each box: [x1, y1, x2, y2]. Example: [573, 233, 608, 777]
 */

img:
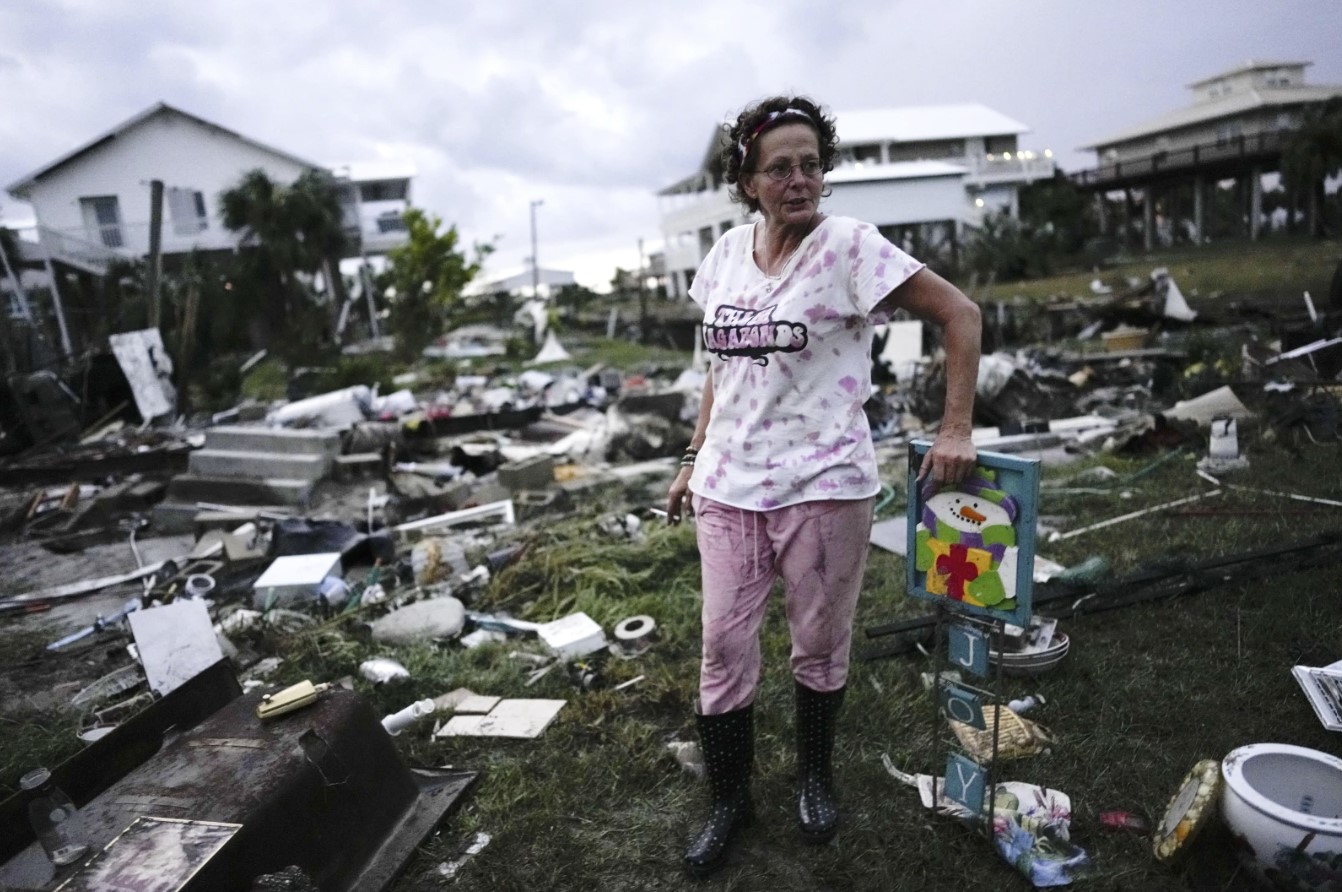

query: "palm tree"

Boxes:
[1282, 97, 1342, 237]
[219, 169, 348, 362]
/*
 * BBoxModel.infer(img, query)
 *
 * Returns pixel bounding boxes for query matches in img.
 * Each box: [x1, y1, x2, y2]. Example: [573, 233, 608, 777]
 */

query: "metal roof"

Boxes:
[662, 102, 1030, 193]
[328, 160, 418, 183]
[6, 102, 323, 198]
[835, 104, 1030, 143]
[1187, 59, 1311, 88]
[826, 159, 968, 184]
[1081, 84, 1342, 150]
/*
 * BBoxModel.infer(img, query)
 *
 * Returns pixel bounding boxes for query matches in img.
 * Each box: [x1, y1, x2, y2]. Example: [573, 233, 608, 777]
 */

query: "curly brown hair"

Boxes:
[720, 95, 839, 214]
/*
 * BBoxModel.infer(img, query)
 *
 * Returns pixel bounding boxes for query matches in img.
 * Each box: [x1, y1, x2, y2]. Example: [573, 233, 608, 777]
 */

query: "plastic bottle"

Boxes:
[19, 768, 88, 866]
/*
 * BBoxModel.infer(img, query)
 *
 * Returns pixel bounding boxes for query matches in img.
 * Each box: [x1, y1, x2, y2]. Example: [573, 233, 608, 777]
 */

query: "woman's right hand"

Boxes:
[666, 466, 693, 525]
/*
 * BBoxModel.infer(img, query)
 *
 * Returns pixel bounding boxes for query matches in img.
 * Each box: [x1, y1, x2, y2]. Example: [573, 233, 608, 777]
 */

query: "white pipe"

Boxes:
[1227, 485, 1342, 509]
[1048, 490, 1222, 542]
[381, 699, 436, 736]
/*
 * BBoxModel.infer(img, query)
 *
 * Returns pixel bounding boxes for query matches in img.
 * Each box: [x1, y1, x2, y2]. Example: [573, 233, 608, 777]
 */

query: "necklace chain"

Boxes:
[756, 225, 803, 280]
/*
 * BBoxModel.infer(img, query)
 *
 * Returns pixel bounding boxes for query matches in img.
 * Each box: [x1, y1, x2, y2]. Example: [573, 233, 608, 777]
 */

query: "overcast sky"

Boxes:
[2, 0, 1337, 289]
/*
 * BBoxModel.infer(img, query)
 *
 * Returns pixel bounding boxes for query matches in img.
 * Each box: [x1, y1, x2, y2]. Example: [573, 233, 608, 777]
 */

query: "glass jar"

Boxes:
[19, 767, 88, 867]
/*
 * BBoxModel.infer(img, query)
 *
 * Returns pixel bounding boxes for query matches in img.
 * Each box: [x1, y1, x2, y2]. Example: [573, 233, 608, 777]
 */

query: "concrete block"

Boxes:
[204, 425, 341, 457]
[189, 449, 331, 482]
[497, 454, 555, 491]
[151, 502, 204, 536]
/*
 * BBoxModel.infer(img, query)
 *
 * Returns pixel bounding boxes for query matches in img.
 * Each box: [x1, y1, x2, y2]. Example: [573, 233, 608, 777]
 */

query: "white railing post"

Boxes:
[39, 235, 74, 358]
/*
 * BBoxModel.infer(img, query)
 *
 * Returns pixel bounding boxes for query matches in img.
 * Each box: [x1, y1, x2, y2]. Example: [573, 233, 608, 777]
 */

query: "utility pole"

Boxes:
[529, 199, 544, 298]
[147, 180, 164, 328]
[637, 237, 648, 344]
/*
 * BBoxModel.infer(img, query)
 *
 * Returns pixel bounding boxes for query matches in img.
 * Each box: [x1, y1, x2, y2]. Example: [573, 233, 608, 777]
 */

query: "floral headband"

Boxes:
[736, 107, 816, 167]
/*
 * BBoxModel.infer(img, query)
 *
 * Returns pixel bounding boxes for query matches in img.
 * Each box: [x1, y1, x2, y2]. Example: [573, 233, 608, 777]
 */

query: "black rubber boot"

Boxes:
[795, 682, 844, 844]
[684, 703, 754, 878]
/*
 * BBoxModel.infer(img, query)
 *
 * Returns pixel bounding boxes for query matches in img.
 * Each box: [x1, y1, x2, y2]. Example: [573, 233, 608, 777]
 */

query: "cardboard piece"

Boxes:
[108, 328, 176, 421]
[435, 699, 566, 739]
[869, 517, 908, 555]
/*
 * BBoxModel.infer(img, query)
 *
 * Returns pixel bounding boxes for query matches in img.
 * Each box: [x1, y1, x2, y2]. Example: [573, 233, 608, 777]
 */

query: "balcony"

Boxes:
[963, 152, 1056, 186]
[16, 226, 123, 276]
[1070, 130, 1291, 190]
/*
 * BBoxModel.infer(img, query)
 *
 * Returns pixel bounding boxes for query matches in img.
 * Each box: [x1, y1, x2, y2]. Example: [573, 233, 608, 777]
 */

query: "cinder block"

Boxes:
[513, 488, 571, 521]
[497, 455, 555, 491]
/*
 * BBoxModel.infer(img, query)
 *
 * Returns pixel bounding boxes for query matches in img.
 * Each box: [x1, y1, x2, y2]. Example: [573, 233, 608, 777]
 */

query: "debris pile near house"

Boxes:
[2, 268, 1341, 887]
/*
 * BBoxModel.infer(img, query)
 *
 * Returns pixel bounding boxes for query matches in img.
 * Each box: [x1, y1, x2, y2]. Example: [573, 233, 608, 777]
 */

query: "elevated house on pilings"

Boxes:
[1072, 60, 1342, 249]
[3, 102, 413, 362]
[656, 104, 1055, 298]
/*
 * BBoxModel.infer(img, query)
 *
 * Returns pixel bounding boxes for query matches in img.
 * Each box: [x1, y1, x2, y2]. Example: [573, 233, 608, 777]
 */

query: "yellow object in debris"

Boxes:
[553, 464, 584, 482]
[256, 680, 331, 721]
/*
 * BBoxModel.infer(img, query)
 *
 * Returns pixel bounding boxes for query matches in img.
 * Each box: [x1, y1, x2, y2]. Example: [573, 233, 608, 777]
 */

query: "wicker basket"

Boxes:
[948, 706, 1052, 761]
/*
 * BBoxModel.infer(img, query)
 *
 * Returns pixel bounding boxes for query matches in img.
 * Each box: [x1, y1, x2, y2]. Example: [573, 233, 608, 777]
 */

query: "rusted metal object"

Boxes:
[0, 658, 242, 864]
[0, 677, 475, 891]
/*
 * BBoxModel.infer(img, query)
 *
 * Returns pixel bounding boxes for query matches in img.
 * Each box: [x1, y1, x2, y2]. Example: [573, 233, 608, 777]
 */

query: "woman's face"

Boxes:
[744, 122, 823, 228]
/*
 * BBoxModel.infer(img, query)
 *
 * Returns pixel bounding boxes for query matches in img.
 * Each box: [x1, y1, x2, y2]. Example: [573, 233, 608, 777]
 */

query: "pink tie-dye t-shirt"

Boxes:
[687, 216, 924, 511]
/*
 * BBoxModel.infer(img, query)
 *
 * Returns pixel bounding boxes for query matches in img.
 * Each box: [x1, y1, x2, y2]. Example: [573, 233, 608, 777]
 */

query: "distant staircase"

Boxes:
[154, 425, 341, 534]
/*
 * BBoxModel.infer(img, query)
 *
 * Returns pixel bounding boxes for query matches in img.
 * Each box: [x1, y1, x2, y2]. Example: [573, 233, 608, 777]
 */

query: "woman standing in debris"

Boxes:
[665, 95, 981, 877]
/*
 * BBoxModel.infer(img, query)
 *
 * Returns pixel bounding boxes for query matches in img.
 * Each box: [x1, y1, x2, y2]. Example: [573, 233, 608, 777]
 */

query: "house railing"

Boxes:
[963, 154, 1055, 183]
[27, 226, 124, 276]
[1070, 130, 1293, 188]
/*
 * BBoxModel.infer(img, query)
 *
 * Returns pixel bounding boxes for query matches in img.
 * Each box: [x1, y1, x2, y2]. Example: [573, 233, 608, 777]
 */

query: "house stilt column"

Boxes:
[1192, 175, 1205, 245]
[1143, 184, 1155, 252]
[1249, 167, 1263, 241]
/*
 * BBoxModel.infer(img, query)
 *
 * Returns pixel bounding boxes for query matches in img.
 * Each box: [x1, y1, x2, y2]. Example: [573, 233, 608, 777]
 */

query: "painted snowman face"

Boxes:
[927, 491, 1012, 533]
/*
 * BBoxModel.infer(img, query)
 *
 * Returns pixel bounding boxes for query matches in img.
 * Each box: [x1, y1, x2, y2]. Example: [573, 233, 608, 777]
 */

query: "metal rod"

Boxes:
[929, 603, 945, 810]
[986, 618, 1005, 835]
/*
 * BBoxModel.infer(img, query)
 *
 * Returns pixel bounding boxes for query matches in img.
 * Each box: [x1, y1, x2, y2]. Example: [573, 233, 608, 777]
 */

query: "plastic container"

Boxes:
[19, 768, 88, 866]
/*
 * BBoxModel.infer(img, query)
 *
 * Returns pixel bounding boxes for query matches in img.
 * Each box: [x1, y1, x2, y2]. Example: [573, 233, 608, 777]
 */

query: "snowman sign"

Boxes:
[906, 443, 1039, 628]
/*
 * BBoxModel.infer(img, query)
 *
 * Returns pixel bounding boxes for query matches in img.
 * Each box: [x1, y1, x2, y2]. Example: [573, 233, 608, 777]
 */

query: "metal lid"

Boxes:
[18, 767, 50, 791]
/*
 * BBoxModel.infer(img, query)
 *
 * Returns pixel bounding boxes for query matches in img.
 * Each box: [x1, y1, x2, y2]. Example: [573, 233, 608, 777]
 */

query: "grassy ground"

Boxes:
[3, 241, 1341, 889]
[974, 236, 1341, 303]
[151, 429, 1330, 892]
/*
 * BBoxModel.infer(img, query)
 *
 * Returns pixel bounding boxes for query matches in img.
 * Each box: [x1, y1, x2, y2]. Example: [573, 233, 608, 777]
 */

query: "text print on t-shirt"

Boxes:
[702, 304, 809, 366]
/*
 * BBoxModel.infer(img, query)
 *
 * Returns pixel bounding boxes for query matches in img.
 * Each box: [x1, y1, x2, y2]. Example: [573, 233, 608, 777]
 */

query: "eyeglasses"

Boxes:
[756, 158, 824, 181]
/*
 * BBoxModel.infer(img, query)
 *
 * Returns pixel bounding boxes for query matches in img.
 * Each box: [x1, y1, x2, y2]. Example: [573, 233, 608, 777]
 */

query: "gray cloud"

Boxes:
[1, 0, 1338, 283]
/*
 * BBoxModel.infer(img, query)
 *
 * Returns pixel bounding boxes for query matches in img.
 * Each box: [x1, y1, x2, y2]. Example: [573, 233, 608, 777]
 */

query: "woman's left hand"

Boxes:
[918, 430, 977, 486]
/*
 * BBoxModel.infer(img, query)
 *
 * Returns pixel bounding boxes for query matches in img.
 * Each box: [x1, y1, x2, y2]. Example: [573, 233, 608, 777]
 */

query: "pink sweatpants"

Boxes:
[694, 495, 875, 715]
